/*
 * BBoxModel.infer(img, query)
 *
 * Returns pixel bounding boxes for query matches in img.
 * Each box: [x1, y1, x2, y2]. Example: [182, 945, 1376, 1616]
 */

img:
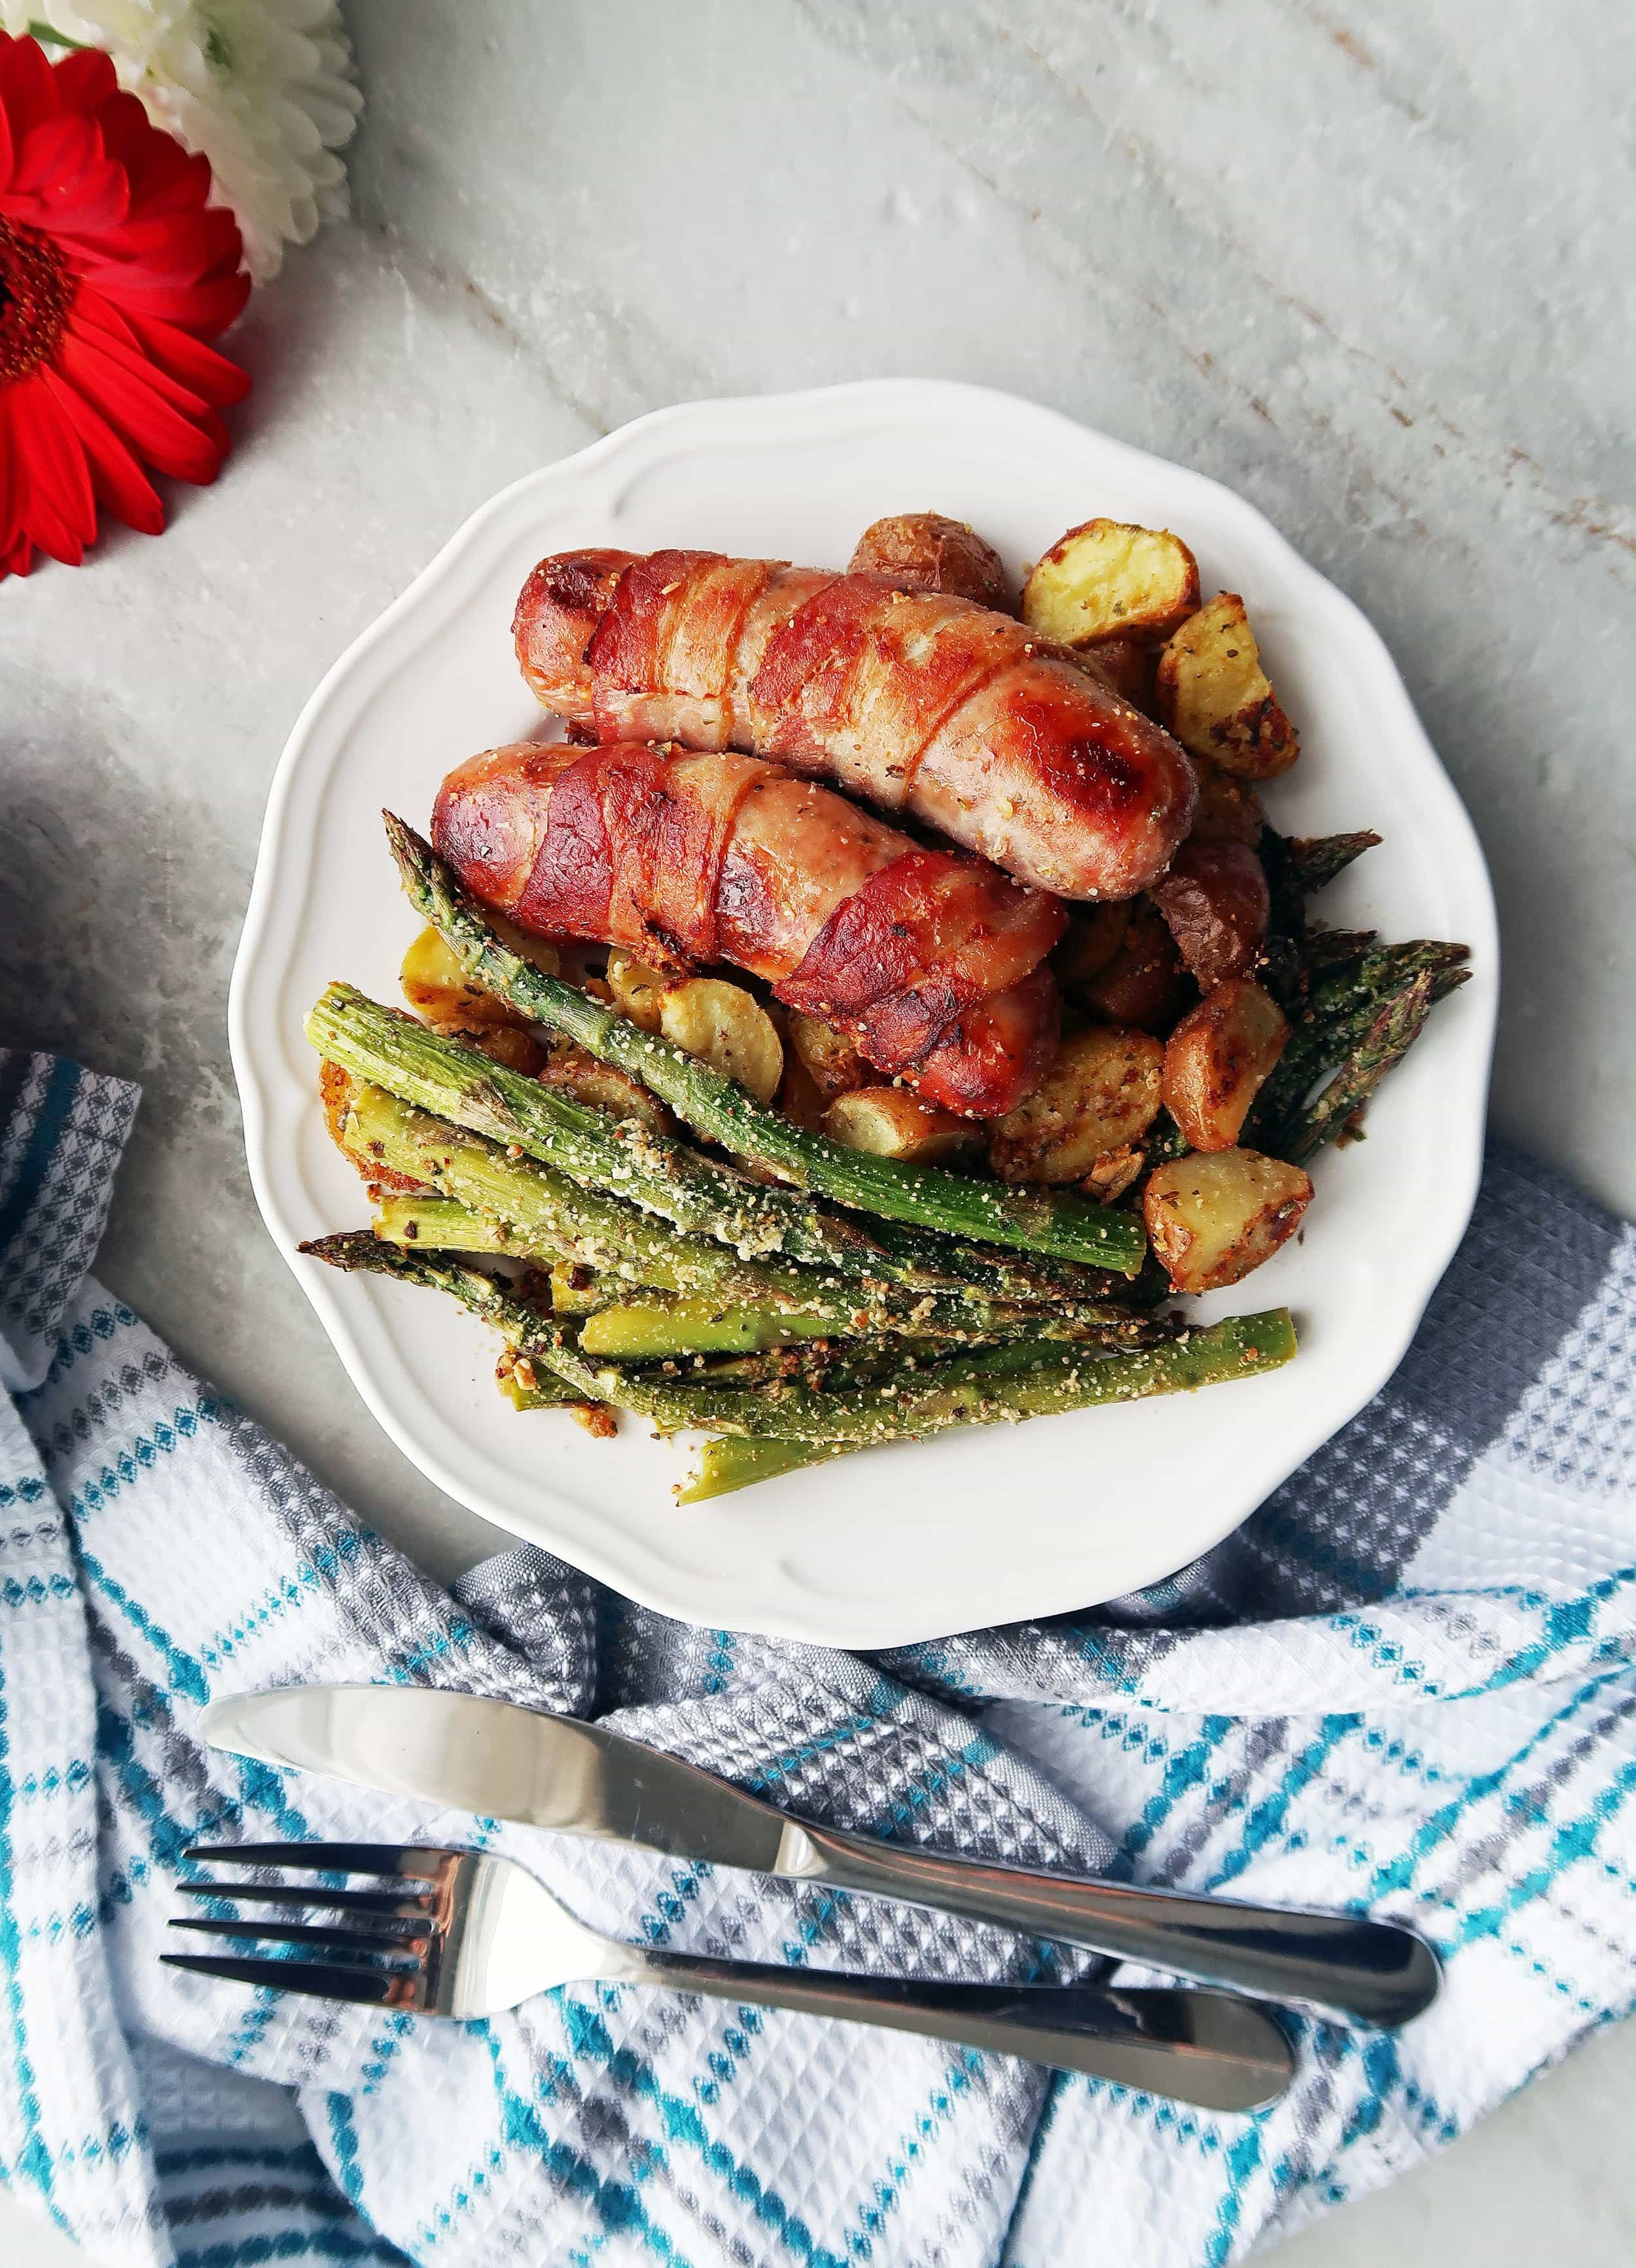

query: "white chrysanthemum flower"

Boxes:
[10, 0, 363, 283]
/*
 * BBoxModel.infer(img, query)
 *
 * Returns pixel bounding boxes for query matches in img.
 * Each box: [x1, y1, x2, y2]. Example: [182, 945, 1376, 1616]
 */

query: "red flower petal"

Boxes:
[0, 32, 58, 148]
[122, 307, 251, 410]
[55, 327, 227, 486]
[132, 151, 216, 222]
[88, 207, 245, 284]
[0, 391, 22, 558]
[7, 115, 128, 235]
[96, 88, 213, 219]
[42, 363, 164, 536]
[56, 277, 138, 351]
[7, 370, 96, 563]
[50, 45, 118, 120]
[86, 262, 251, 335]
[62, 296, 215, 420]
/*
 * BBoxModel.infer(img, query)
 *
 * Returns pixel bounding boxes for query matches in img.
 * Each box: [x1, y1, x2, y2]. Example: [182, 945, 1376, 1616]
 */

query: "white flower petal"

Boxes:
[4, 0, 361, 287]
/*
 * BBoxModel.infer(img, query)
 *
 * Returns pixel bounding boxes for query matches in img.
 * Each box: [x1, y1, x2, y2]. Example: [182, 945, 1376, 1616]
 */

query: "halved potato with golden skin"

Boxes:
[787, 1011, 870, 1103]
[849, 512, 1014, 612]
[989, 1025, 1164, 1184]
[659, 978, 785, 1105]
[1082, 1142, 1147, 1204]
[402, 926, 526, 1028]
[1023, 520, 1201, 647]
[402, 919, 563, 1029]
[538, 1040, 674, 1131]
[1156, 594, 1299, 779]
[1143, 1148, 1312, 1292]
[824, 1087, 983, 1164]
[1162, 979, 1290, 1152]
[427, 1019, 548, 1078]
[604, 948, 674, 1035]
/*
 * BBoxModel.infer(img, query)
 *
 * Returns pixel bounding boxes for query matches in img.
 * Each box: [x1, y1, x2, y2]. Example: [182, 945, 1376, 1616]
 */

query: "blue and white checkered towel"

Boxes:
[1, 1050, 1633, 2268]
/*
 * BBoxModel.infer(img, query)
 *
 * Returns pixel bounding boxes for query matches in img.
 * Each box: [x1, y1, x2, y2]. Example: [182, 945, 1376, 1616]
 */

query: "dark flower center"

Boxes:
[0, 215, 73, 387]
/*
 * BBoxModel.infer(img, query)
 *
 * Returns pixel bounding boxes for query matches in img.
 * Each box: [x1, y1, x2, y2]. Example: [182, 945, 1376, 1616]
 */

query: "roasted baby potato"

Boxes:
[777, 1048, 830, 1131]
[1156, 594, 1299, 779]
[660, 977, 785, 1105]
[401, 925, 528, 1029]
[319, 1056, 359, 1154]
[989, 1025, 1164, 1184]
[1075, 900, 1192, 1033]
[824, 1087, 984, 1165]
[787, 1010, 870, 1102]
[539, 1039, 674, 1131]
[1186, 756, 1265, 848]
[320, 1061, 425, 1194]
[1054, 901, 1133, 994]
[1081, 1142, 1147, 1204]
[1023, 519, 1201, 647]
[1143, 1148, 1312, 1293]
[556, 941, 613, 989]
[428, 1019, 548, 1078]
[849, 512, 1014, 612]
[1162, 979, 1290, 1152]
[1076, 634, 1160, 715]
[1148, 840, 1270, 989]
[605, 948, 672, 1035]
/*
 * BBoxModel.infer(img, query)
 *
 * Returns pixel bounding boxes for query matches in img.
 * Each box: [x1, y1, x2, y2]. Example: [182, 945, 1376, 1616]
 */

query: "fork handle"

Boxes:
[633, 1951, 1290, 2112]
[779, 1820, 1439, 2029]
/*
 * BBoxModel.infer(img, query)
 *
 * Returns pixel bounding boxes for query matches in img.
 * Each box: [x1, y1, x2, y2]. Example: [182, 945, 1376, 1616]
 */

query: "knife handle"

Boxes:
[635, 1953, 1290, 2112]
[787, 1821, 1438, 2029]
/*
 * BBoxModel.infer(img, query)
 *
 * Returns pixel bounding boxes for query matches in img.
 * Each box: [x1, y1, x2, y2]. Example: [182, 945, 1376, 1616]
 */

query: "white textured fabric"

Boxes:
[0, 1056, 1633, 2268]
[0, 1052, 137, 1391]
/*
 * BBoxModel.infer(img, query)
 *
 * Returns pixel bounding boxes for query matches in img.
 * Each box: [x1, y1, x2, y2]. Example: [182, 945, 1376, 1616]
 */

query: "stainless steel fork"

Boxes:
[163, 1840, 1294, 2112]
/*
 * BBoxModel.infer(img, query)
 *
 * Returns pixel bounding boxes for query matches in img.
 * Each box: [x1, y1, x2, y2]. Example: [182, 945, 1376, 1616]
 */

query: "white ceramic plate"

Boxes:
[230, 380, 1497, 1648]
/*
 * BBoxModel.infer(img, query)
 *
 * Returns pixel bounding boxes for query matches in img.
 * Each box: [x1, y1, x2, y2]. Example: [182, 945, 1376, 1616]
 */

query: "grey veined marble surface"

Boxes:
[2, 4, 1633, 2263]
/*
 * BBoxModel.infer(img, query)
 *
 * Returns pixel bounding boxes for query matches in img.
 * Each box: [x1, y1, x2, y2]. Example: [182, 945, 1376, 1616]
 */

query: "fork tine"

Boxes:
[169, 1917, 428, 1955]
[160, 1952, 426, 2008]
[183, 1842, 452, 1879]
[174, 1881, 435, 1917]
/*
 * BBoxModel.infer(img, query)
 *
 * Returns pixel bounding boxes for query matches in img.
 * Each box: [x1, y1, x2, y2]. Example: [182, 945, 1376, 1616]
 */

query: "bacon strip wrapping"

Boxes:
[514, 546, 1198, 900]
[432, 740, 1067, 1118]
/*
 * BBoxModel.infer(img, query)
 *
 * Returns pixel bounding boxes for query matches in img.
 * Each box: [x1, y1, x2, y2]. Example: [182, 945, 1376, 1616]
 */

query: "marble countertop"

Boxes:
[3, 2, 1633, 2261]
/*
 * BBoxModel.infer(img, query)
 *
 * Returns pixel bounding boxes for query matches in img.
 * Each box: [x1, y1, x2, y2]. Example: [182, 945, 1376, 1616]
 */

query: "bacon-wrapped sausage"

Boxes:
[433, 740, 1067, 1118]
[513, 548, 1197, 902]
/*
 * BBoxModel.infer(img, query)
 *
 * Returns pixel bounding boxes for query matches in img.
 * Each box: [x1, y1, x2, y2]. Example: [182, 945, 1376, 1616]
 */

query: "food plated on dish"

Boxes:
[228, 383, 1497, 1641]
[298, 508, 1469, 1502]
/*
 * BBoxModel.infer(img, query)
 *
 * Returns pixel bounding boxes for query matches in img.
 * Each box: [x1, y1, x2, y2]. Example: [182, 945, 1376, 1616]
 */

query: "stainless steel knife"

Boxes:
[201, 1683, 1439, 2028]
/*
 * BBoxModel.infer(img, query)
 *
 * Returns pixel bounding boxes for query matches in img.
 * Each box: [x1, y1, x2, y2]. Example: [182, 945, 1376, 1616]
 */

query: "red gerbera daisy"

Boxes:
[0, 29, 251, 581]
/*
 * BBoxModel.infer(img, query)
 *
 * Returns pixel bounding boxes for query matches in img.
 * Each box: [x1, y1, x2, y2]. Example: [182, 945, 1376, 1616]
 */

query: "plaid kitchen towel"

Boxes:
[1, 1050, 1633, 2268]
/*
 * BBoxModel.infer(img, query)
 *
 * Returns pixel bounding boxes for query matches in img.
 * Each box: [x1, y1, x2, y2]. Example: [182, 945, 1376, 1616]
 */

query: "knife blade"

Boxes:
[200, 1683, 798, 1872]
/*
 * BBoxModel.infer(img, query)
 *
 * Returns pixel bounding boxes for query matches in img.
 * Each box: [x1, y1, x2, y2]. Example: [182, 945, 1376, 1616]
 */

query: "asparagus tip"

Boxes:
[298, 1229, 383, 1271]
